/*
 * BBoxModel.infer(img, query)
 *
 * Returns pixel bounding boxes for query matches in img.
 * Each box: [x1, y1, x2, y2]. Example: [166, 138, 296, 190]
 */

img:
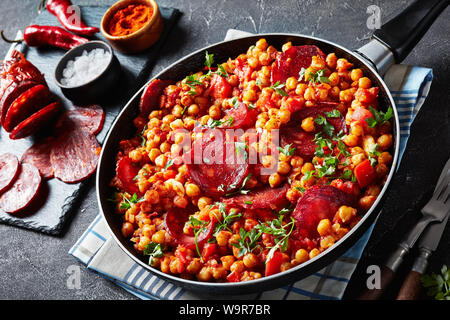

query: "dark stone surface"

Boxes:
[0, 0, 448, 300]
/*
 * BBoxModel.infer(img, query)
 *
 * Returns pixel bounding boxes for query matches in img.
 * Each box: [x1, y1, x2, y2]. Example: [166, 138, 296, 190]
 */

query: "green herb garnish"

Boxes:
[421, 265, 450, 300]
[269, 81, 288, 96]
[366, 106, 393, 128]
[143, 242, 165, 266]
[278, 143, 296, 156]
[231, 228, 262, 257]
[256, 215, 295, 261]
[119, 193, 144, 210]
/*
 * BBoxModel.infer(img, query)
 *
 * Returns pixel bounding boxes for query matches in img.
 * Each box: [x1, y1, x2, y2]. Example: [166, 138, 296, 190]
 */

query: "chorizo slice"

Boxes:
[115, 155, 141, 195]
[139, 79, 172, 117]
[54, 104, 105, 135]
[50, 129, 101, 183]
[21, 137, 55, 179]
[185, 129, 250, 198]
[3, 84, 53, 132]
[0, 81, 38, 126]
[221, 101, 258, 129]
[0, 153, 20, 194]
[222, 184, 289, 210]
[292, 185, 355, 239]
[9, 101, 61, 140]
[280, 127, 316, 158]
[271, 45, 326, 84]
[0, 163, 42, 214]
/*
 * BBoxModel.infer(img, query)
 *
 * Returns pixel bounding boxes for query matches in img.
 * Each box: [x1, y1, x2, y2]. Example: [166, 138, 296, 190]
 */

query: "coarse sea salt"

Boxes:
[61, 48, 111, 87]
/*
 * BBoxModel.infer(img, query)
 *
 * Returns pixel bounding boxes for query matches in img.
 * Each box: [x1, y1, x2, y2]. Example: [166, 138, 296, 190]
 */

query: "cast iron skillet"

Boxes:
[97, 0, 448, 295]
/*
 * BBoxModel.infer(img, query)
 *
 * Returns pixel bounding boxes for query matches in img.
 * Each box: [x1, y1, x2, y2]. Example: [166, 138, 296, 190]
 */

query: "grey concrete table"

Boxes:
[0, 0, 449, 300]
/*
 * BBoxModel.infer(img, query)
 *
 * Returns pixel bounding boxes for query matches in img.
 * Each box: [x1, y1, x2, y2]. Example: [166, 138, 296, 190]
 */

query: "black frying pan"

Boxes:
[96, 0, 448, 295]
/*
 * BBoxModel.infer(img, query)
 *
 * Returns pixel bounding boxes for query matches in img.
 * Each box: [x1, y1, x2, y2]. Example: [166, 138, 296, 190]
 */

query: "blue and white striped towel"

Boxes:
[69, 29, 433, 300]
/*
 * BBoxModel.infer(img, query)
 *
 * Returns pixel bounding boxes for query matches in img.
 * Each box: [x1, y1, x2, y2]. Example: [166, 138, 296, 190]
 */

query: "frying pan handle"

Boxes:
[356, 0, 448, 75]
[373, 0, 449, 63]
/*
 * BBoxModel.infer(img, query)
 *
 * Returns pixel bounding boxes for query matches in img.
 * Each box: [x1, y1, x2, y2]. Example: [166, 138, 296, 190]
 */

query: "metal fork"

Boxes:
[386, 161, 450, 271]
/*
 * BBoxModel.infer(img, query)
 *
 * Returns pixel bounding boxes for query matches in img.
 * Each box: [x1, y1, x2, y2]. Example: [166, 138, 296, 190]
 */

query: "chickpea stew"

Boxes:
[110, 38, 394, 283]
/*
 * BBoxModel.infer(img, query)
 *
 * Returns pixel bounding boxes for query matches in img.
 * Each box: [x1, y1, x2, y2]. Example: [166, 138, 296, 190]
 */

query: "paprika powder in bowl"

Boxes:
[100, 0, 163, 54]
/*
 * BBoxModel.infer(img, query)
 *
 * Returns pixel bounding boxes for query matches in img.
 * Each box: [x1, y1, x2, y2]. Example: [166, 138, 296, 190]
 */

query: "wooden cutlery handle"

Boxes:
[397, 271, 422, 300]
[358, 265, 395, 300]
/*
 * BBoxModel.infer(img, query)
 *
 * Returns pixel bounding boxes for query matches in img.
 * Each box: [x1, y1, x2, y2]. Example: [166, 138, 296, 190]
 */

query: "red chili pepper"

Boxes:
[1, 26, 88, 51]
[46, 0, 99, 36]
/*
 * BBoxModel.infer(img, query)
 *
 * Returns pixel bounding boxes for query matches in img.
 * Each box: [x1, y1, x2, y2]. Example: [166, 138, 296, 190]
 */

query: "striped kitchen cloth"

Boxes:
[69, 30, 433, 300]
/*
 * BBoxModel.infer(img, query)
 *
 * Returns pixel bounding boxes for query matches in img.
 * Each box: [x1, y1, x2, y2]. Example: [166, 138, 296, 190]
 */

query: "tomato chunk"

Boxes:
[209, 74, 231, 99]
[265, 251, 284, 277]
[116, 156, 141, 195]
[354, 159, 377, 188]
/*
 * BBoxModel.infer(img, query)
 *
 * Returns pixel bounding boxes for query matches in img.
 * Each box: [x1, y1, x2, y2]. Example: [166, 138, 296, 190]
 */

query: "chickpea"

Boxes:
[282, 41, 292, 52]
[339, 89, 353, 103]
[185, 183, 200, 198]
[295, 249, 309, 264]
[329, 86, 340, 98]
[350, 68, 363, 81]
[359, 195, 376, 211]
[169, 258, 183, 274]
[256, 38, 268, 50]
[160, 256, 171, 273]
[243, 253, 258, 268]
[216, 230, 232, 247]
[181, 95, 193, 106]
[243, 89, 257, 102]
[320, 236, 335, 249]
[337, 205, 357, 223]
[378, 152, 393, 165]
[304, 87, 316, 101]
[197, 267, 212, 282]
[138, 235, 151, 251]
[377, 134, 393, 150]
[290, 156, 304, 168]
[186, 258, 202, 274]
[309, 248, 320, 259]
[129, 149, 143, 162]
[259, 52, 270, 66]
[280, 262, 292, 272]
[160, 141, 171, 154]
[358, 77, 372, 89]
[227, 74, 239, 86]
[350, 123, 364, 136]
[285, 77, 298, 91]
[154, 154, 167, 168]
[295, 83, 308, 96]
[343, 134, 359, 147]
[247, 56, 259, 69]
[328, 72, 340, 86]
[269, 172, 282, 188]
[121, 222, 134, 238]
[212, 265, 227, 280]
[326, 53, 337, 69]
[208, 105, 221, 120]
[197, 196, 213, 210]
[187, 103, 200, 115]
[144, 190, 160, 204]
[317, 219, 332, 236]
[376, 163, 389, 178]
[301, 117, 315, 132]
[278, 109, 291, 124]
[220, 255, 235, 270]
[301, 162, 314, 174]
[366, 185, 381, 197]
[311, 55, 326, 70]
[277, 161, 291, 175]
[152, 230, 166, 244]
[173, 195, 188, 208]
[230, 260, 245, 273]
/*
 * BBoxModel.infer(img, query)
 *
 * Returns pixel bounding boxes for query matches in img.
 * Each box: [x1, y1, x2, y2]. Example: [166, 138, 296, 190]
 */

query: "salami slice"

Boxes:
[0, 163, 41, 214]
[222, 184, 289, 210]
[3, 84, 53, 132]
[164, 208, 215, 250]
[0, 153, 20, 193]
[0, 81, 38, 126]
[271, 45, 326, 84]
[21, 137, 55, 179]
[292, 185, 355, 239]
[116, 155, 141, 195]
[9, 101, 61, 140]
[54, 104, 105, 135]
[50, 129, 101, 183]
[185, 129, 250, 198]
[222, 101, 258, 129]
[281, 127, 316, 158]
[139, 79, 172, 117]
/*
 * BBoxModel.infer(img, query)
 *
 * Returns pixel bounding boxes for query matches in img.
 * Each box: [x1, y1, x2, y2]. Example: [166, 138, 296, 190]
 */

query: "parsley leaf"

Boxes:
[231, 228, 262, 257]
[269, 81, 288, 96]
[184, 74, 203, 96]
[204, 51, 214, 71]
[421, 265, 450, 300]
[368, 143, 381, 167]
[256, 216, 295, 261]
[143, 242, 165, 266]
[226, 173, 252, 196]
[366, 106, 393, 128]
[324, 109, 341, 118]
[119, 193, 144, 210]
[186, 216, 209, 262]
[235, 141, 248, 160]
[314, 115, 335, 137]
[278, 143, 296, 156]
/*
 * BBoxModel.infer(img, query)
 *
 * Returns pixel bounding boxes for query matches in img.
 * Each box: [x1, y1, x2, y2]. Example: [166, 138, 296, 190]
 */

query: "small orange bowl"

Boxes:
[100, 0, 163, 54]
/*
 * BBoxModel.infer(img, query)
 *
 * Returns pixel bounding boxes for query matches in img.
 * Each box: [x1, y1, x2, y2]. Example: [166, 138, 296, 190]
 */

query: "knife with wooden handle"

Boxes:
[397, 207, 450, 299]
[359, 157, 450, 300]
